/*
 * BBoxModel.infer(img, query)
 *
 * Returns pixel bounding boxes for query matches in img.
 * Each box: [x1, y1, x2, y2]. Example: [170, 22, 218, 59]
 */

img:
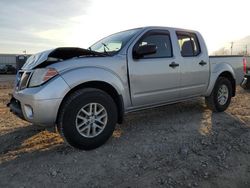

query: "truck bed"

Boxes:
[209, 55, 247, 84]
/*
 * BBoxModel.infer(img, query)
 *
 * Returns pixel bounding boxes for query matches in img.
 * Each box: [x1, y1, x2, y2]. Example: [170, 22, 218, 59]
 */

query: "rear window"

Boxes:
[176, 32, 201, 57]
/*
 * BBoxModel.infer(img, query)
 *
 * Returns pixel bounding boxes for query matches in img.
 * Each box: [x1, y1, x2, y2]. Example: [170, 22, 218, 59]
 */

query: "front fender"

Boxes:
[60, 67, 131, 107]
[205, 62, 236, 96]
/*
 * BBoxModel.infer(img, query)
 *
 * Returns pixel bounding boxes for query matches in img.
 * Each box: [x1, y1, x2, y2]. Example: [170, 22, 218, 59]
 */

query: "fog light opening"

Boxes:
[24, 104, 33, 119]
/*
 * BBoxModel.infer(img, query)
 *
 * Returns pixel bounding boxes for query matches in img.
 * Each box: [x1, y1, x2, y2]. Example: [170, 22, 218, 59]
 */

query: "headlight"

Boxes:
[29, 68, 58, 87]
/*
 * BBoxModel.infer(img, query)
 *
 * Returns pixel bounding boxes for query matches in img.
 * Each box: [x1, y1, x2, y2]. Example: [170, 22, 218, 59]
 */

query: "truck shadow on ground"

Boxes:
[0, 126, 64, 164]
[0, 126, 40, 154]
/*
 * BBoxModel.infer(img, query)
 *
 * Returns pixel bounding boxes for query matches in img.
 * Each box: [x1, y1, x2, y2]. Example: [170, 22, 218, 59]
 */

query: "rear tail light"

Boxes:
[243, 58, 247, 74]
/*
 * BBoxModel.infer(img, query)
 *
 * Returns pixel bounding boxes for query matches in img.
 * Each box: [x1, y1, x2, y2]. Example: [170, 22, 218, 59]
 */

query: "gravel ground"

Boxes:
[0, 79, 249, 188]
[0, 74, 15, 83]
[0, 75, 15, 89]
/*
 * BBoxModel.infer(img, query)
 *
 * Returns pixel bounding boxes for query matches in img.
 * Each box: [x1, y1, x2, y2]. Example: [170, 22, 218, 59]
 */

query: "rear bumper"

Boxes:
[241, 74, 250, 89]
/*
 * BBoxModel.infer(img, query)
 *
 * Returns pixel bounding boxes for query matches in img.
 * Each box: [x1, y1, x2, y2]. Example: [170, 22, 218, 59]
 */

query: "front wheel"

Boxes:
[205, 77, 233, 112]
[57, 88, 118, 150]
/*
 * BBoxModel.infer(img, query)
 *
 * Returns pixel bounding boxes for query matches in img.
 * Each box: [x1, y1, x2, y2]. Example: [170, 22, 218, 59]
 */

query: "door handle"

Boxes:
[199, 60, 207, 66]
[169, 62, 179, 68]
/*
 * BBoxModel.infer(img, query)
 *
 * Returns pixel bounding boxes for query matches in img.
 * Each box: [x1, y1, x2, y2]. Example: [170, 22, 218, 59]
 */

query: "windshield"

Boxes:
[89, 28, 142, 55]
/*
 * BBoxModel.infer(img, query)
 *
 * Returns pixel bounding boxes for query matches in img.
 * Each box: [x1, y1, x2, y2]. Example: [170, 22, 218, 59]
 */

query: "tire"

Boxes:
[205, 77, 232, 112]
[57, 88, 118, 150]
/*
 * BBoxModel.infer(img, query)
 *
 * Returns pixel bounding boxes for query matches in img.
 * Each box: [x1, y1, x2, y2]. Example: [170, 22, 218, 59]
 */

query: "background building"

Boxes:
[0, 54, 31, 74]
[0, 54, 17, 67]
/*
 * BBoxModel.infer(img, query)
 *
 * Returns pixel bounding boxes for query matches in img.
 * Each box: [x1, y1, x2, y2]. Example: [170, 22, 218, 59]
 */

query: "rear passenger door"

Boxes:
[176, 31, 209, 98]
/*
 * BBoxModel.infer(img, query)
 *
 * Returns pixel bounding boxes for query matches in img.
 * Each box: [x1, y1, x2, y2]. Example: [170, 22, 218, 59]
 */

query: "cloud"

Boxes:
[0, 0, 91, 53]
[1, 0, 250, 54]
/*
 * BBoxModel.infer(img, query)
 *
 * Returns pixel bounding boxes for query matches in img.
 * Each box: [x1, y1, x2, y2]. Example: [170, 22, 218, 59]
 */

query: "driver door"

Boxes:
[127, 30, 181, 107]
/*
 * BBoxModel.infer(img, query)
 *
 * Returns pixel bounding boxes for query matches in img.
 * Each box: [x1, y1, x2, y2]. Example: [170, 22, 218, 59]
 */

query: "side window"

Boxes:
[137, 34, 172, 58]
[176, 32, 201, 57]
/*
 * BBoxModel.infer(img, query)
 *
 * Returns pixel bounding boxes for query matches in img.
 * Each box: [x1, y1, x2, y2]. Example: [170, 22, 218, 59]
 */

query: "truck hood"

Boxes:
[22, 47, 107, 70]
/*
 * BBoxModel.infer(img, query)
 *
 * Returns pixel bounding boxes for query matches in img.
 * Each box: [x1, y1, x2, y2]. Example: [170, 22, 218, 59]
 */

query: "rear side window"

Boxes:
[176, 32, 201, 57]
[136, 33, 173, 58]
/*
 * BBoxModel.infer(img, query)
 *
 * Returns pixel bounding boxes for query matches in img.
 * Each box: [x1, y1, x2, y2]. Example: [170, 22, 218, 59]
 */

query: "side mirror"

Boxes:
[133, 44, 157, 59]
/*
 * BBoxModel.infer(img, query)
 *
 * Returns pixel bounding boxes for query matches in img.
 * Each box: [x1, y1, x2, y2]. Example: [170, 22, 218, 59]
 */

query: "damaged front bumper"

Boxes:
[7, 74, 70, 127]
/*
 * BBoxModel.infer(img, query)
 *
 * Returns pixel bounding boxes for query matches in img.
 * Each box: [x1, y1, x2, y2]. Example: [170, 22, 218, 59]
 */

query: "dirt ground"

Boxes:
[0, 75, 249, 188]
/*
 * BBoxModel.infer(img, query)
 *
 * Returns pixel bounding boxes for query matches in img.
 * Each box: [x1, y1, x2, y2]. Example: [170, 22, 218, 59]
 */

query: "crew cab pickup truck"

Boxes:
[8, 26, 246, 150]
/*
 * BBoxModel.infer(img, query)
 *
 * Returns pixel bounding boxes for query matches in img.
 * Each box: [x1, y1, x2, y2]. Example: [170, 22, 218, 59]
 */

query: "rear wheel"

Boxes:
[57, 88, 118, 150]
[205, 77, 232, 112]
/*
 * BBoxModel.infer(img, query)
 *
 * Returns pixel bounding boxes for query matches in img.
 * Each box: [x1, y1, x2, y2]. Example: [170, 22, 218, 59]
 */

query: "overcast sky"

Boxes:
[1, 0, 250, 54]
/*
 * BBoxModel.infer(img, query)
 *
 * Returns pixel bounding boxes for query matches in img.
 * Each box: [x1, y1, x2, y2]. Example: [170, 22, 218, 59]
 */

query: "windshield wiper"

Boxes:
[101, 43, 111, 56]
[87, 47, 110, 57]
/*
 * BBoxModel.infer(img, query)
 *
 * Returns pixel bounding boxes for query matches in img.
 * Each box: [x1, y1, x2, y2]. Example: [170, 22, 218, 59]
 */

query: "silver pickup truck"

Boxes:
[8, 26, 246, 150]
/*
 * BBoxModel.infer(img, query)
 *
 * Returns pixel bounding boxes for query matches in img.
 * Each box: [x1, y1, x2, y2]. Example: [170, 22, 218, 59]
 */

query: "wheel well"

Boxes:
[57, 81, 124, 124]
[218, 71, 236, 96]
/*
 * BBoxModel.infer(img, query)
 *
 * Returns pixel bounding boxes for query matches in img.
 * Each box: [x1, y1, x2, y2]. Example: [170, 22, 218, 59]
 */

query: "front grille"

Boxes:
[16, 70, 32, 90]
